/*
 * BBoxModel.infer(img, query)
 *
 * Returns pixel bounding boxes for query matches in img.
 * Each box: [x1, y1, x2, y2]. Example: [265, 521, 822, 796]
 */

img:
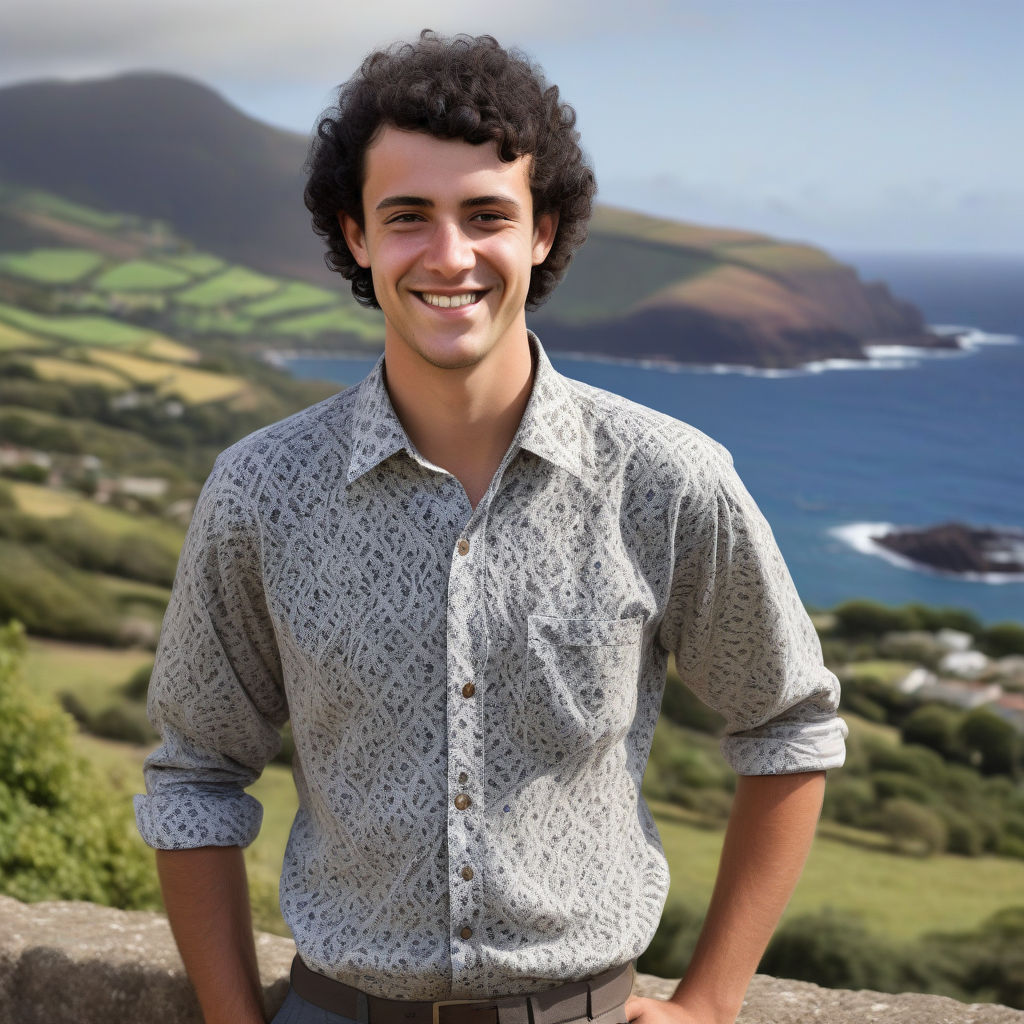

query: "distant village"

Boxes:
[0, 438, 194, 524]
[895, 627, 1024, 733]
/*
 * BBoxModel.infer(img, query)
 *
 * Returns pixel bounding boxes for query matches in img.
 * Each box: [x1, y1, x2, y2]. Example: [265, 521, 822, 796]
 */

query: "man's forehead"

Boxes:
[361, 126, 532, 198]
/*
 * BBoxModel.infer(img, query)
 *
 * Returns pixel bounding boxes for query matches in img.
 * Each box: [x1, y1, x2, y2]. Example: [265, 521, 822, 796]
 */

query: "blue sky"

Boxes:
[2, 0, 1020, 253]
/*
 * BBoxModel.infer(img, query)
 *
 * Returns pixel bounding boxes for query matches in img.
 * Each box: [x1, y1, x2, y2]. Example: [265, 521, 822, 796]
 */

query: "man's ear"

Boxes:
[531, 212, 559, 266]
[338, 212, 371, 268]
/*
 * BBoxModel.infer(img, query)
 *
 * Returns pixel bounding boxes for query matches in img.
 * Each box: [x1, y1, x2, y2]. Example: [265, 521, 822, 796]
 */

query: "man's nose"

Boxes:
[422, 220, 475, 276]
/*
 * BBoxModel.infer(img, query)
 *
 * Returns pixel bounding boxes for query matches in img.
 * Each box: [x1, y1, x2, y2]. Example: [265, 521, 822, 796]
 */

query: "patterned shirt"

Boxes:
[135, 332, 847, 1000]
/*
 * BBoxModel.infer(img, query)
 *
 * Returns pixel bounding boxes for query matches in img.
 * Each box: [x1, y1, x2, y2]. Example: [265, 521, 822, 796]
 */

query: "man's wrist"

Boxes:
[669, 985, 743, 1024]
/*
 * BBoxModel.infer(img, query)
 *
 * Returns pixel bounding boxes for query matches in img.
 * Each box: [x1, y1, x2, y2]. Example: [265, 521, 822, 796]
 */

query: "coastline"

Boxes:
[262, 325, 1018, 380]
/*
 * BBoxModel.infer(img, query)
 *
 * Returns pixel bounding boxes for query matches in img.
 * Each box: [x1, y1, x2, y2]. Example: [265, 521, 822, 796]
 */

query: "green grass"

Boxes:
[24, 638, 155, 714]
[17, 190, 127, 231]
[242, 281, 340, 319]
[0, 248, 104, 284]
[176, 266, 280, 307]
[10, 480, 185, 552]
[93, 260, 192, 292]
[539, 233, 717, 324]
[269, 306, 385, 341]
[158, 252, 226, 276]
[0, 406, 168, 463]
[0, 302, 156, 347]
[844, 660, 916, 684]
[716, 241, 839, 274]
[649, 798, 1024, 941]
[172, 308, 257, 336]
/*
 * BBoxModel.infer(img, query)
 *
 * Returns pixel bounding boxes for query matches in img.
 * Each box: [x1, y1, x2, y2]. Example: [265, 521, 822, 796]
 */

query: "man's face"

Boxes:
[339, 127, 557, 372]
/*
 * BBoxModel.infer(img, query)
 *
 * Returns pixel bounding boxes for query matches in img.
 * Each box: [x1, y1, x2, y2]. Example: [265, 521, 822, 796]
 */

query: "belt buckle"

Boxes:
[432, 998, 480, 1024]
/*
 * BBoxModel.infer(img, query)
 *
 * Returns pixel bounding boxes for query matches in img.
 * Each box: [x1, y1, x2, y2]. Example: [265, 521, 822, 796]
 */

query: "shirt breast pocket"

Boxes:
[521, 614, 643, 762]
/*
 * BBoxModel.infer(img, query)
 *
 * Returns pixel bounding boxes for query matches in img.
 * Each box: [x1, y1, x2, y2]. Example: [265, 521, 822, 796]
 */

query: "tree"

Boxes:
[958, 708, 1021, 777]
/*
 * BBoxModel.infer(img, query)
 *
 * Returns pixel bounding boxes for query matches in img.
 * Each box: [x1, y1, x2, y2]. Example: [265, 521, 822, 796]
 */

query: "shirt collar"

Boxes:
[345, 331, 583, 486]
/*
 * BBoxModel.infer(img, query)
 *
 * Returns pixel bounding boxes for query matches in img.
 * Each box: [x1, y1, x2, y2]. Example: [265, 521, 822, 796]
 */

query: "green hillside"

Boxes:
[0, 183, 349, 648]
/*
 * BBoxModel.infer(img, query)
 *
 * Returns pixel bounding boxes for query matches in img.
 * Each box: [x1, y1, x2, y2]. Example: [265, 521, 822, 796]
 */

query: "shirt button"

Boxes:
[461, 681, 476, 698]
[458, 771, 468, 784]
[457, 539, 470, 556]
[460, 926, 473, 940]
[461, 865, 474, 881]
[454, 793, 471, 810]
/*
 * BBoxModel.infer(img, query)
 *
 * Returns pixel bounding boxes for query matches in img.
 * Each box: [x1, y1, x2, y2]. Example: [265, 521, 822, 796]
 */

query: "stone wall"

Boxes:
[2, 895, 1022, 1024]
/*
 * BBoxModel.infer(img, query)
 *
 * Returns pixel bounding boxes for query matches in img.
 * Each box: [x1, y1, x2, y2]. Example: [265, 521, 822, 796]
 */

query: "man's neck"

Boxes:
[382, 331, 536, 508]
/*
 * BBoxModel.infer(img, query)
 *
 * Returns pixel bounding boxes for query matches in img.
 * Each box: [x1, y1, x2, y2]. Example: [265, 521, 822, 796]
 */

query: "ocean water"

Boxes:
[283, 253, 1024, 625]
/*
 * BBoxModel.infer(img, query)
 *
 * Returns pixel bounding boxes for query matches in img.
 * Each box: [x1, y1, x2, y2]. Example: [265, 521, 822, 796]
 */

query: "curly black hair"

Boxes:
[303, 30, 596, 310]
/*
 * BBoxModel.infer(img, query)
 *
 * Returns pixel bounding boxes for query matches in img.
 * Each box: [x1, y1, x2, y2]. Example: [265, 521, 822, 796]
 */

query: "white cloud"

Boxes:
[0, 0, 716, 86]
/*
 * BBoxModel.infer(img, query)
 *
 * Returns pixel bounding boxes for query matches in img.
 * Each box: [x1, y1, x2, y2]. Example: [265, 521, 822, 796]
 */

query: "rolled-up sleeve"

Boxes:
[659, 443, 847, 775]
[134, 451, 286, 849]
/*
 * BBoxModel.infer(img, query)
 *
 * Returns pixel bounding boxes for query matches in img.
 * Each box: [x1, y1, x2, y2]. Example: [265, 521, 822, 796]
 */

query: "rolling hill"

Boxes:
[0, 71, 950, 368]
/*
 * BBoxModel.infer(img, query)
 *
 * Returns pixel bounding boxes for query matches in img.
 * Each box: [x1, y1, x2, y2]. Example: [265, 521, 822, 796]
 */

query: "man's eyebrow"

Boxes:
[463, 194, 522, 212]
[374, 194, 523, 213]
[375, 195, 433, 211]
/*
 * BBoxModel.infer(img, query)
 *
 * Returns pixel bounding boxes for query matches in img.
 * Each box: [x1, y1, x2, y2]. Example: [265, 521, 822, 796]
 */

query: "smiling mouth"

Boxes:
[417, 291, 483, 309]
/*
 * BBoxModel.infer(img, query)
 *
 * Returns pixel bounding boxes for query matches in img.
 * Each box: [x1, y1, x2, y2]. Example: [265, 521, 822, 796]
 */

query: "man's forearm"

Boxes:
[669, 770, 826, 1022]
[156, 845, 266, 1024]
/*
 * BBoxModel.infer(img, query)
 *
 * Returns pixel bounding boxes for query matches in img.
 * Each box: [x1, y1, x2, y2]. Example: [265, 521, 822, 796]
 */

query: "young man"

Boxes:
[136, 31, 847, 1024]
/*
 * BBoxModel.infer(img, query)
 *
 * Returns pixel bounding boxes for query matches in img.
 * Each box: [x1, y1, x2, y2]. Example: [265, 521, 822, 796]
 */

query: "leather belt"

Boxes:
[290, 956, 634, 1024]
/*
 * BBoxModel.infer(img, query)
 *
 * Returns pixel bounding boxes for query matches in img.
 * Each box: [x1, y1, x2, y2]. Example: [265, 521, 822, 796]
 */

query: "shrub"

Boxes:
[879, 798, 948, 856]
[90, 702, 157, 745]
[958, 708, 1021, 777]
[839, 674, 917, 727]
[903, 604, 982, 636]
[57, 690, 92, 728]
[637, 900, 705, 979]
[878, 630, 944, 668]
[832, 600, 914, 638]
[660, 671, 726, 735]
[923, 907, 1024, 1009]
[121, 661, 154, 702]
[900, 705, 964, 762]
[762, 908, 909, 991]
[939, 807, 985, 857]
[0, 620, 159, 907]
[271, 721, 295, 766]
[980, 622, 1024, 659]
[866, 740, 945, 782]
[821, 776, 876, 829]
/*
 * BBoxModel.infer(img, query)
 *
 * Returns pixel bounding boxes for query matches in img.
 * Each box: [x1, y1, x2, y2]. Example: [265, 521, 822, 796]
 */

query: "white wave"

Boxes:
[930, 324, 1020, 348]
[829, 522, 1024, 585]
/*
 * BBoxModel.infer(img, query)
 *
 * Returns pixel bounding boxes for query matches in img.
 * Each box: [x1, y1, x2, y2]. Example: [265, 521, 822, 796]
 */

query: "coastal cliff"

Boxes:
[0, 73, 952, 369]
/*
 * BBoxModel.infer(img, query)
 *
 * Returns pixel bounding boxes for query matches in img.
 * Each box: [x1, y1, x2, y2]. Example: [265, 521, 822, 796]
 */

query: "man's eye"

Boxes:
[387, 213, 423, 223]
[473, 213, 509, 223]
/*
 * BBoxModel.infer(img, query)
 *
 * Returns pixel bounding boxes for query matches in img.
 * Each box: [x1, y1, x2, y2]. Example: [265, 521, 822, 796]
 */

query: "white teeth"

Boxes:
[421, 292, 479, 308]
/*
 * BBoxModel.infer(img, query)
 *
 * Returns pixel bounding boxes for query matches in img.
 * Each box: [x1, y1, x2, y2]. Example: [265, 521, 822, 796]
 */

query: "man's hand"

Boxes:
[624, 994, 730, 1024]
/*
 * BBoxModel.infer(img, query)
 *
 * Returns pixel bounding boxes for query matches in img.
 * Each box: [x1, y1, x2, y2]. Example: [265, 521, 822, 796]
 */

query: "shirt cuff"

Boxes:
[133, 790, 264, 850]
[720, 715, 848, 775]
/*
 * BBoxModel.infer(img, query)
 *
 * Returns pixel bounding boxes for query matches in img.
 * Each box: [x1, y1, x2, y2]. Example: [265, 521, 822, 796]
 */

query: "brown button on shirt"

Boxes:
[134, 332, 846, 1000]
